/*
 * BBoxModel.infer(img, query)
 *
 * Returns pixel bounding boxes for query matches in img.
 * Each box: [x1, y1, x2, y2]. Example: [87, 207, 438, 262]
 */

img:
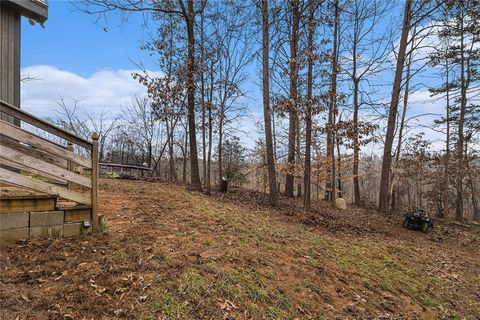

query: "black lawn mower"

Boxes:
[402, 208, 434, 233]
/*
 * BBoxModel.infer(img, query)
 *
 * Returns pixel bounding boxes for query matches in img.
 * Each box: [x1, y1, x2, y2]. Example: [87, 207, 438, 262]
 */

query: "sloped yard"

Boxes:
[1, 179, 479, 319]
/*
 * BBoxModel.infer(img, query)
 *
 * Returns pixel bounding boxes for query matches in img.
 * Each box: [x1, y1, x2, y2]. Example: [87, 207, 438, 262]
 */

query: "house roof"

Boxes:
[2, 0, 48, 23]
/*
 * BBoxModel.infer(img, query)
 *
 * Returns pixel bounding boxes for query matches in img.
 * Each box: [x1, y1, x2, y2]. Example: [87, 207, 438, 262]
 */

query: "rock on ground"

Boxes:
[334, 198, 347, 210]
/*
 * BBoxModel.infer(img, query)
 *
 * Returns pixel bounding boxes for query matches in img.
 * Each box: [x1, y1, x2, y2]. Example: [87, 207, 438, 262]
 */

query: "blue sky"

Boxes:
[20, 0, 263, 148]
[22, 0, 156, 75]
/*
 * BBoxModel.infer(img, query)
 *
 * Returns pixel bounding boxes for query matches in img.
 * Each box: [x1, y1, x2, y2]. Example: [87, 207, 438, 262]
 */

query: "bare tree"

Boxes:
[343, 0, 393, 205]
[378, 0, 412, 212]
[80, 0, 206, 191]
[121, 96, 159, 167]
[303, 0, 316, 211]
[284, 0, 300, 198]
[261, 0, 279, 206]
[325, 0, 340, 202]
[54, 96, 118, 161]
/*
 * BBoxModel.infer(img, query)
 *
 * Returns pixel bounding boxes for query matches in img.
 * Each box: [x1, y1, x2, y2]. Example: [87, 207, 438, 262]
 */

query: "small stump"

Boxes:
[220, 178, 229, 193]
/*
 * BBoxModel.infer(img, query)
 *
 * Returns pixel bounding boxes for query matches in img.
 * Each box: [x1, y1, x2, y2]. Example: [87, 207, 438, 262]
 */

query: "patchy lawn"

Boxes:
[1, 179, 479, 319]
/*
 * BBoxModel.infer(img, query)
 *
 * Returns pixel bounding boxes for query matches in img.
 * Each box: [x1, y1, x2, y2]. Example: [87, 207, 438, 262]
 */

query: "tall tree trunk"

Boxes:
[455, 10, 466, 222]
[184, 0, 202, 191]
[206, 58, 215, 195]
[262, 0, 278, 206]
[390, 26, 416, 210]
[442, 55, 451, 219]
[351, 8, 360, 205]
[200, 12, 207, 188]
[378, 0, 412, 212]
[285, 0, 299, 198]
[325, 0, 340, 202]
[352, 79, 361, 204]
[303, 0, 315, 212]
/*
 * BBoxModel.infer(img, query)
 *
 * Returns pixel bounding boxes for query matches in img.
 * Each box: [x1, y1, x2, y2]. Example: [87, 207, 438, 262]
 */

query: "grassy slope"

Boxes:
[0, 179, 478, 320]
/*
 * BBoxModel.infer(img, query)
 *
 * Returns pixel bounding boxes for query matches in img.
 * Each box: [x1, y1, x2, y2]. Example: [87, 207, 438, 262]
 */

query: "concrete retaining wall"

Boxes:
[0, 209, 92, 243]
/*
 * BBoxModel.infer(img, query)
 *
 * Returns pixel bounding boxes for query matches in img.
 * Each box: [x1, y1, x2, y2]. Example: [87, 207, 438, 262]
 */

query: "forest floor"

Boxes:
[1, 179, 479, 320]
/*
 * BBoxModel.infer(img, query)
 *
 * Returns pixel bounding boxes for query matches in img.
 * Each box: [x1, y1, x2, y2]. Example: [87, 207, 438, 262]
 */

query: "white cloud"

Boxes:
[20, 65, 160, 118]
[19, 65, 262, 148]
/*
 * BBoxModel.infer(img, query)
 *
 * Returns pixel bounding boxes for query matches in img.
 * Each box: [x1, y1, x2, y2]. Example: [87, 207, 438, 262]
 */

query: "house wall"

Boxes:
[0, 3, 21, 124]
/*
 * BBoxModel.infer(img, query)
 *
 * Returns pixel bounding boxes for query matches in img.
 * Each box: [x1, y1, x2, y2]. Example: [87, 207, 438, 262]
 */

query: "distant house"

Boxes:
[0, 0, 48, 123]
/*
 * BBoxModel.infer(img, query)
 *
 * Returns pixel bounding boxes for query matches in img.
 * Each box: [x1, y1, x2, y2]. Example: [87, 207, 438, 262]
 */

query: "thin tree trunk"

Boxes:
[455, 8, 467, 222]
[218, 105, 224, 187]
[469, 176, 479, 221]
[378, 0, 412, 212]
[303, 0, 315, 212]
[325, 0, 340, 202]
[296, 115, 302, 197]
[200, 12, 207, 188]
[442, 55, 451, 219]
[463, 139, 477, 221]
[183, 125, 188, 184]
[206, 57, 215, 195]
[166, 119, 176, 181]
[467, 162, 479, 221]
[352, 79, 360, 204]
[262, 0, 278, 206]
[207, 104, 213, 194]
[285, 0, 299, 198]
[352, 8, 360, 205]
[336, 130, 342, 198]
[272, 105, 278, 191]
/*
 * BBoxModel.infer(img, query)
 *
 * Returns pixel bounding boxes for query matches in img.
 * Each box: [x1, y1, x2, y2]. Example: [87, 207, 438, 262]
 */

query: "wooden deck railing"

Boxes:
[0, 99, 99, 229]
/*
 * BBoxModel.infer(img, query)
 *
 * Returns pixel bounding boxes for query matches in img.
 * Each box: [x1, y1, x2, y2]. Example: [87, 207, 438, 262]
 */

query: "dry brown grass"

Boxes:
[1, 179, 478, 319]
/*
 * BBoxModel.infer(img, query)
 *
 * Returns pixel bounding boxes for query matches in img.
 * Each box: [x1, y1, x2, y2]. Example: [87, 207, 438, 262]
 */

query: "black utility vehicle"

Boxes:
[403, 208, 434, 233]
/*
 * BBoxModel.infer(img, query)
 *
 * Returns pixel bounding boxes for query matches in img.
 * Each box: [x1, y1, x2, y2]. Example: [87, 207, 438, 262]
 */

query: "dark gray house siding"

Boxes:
[0, 0, 48, 123]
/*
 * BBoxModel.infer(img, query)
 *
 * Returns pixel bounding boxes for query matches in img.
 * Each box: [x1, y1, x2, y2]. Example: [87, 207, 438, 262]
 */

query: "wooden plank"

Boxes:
[1, 134, 67, 168]
[91, 133, 99, 230]
[0, 99, 92, 149]
[0, 119, 91, 168]
[0, 167, 91, 205]
[0, 157, 68, 184]
[3, 0, 49, 23]
[1, 185, 52, 198]
[0, 145, 92, 188]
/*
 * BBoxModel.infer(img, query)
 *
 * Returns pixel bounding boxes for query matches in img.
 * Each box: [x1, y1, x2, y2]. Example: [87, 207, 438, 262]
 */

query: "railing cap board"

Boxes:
[0, 99, 92, 150]
[99, 163, 153, 171]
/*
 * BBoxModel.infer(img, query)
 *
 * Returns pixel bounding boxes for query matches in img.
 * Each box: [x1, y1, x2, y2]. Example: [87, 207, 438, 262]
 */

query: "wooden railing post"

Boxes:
[91, 132, 99, 230]
[67, 142, 73, 189]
